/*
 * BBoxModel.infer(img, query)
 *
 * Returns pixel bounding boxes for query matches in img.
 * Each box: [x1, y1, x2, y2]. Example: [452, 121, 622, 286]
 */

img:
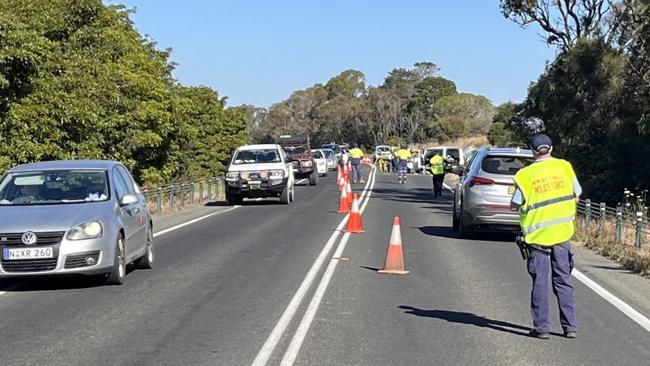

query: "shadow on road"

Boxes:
[399, 306, 560, 337]
[417, 226, 517, 242]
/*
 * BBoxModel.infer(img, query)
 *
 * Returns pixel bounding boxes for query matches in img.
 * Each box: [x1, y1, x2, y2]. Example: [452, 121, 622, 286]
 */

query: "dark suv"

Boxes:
[277, 135, 318, 186]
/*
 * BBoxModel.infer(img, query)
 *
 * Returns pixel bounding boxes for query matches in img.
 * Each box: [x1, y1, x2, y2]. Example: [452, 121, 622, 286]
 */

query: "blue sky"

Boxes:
[108, 0, 555, 108]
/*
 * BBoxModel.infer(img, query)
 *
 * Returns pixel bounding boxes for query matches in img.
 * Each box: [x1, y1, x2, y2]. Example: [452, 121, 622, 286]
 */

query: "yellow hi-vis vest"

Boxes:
[349, 148, 364, 159]
[513, 158, 577, 246]
[430, 155, 445, 175]
[396, 149, 411, 160]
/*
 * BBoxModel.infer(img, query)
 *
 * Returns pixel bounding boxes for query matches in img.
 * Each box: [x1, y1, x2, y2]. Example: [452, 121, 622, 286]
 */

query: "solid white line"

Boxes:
[251, 167, 376, 366]
[153, 206, 239, 238]
[279, 169, 376, 365]
[572, 269, 650, 333]
[442, 182, 455, 193]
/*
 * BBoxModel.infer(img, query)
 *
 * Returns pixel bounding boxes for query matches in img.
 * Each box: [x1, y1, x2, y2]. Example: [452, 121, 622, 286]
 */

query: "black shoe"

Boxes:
[564, 331, 577, 339]
[529, 329, 550, 339]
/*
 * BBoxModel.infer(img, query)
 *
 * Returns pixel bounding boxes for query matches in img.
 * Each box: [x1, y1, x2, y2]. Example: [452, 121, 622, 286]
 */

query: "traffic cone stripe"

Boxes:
[344, 194, 364, 233]
[338, 185, 350, 213]
[378, 216, 410, 275]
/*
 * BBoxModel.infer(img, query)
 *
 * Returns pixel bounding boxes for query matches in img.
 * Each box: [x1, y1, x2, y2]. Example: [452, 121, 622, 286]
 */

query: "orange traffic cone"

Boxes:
[345, 181, 353, 204]
[337, 185, 351, 213]
[347, 161, 353, 173]
[378, 217, 410, 275]
[344, 194, 364, 233]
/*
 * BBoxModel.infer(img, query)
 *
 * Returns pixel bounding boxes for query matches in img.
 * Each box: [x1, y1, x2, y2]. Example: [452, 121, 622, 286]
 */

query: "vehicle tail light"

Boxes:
[469, 176, 495, 187]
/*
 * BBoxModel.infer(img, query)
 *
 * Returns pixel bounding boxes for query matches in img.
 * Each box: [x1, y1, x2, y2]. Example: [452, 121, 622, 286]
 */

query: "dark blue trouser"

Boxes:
[527, 241, 577, 333]
[398, 160, 408, 181]
[351, 159, 361, 182]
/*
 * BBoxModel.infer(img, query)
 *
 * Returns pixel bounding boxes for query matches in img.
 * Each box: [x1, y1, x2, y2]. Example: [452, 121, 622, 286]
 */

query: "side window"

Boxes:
[112, 168, 129, 200]
[116, 166, 136, 194]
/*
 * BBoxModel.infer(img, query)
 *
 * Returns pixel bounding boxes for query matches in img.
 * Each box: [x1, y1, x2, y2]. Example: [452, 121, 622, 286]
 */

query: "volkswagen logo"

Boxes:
[21, 232, 37, 245]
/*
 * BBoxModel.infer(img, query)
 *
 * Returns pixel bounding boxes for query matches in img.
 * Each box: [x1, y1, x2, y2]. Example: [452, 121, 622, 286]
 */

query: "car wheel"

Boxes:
[452, 204, 460, 232]
[279, 184, 290, 204]
[226, 193, 242, 205]
[105, 235, 126, 285]
[135, 227, 154, 269]
[457, 204, 474, 239]
[309, 169, 318, 186]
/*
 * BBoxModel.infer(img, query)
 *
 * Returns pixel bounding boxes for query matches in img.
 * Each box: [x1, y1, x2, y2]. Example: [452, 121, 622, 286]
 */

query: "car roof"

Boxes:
[425, 146, 460, 150]
[237, 144, 281, 150]
[484, 147, 534, 156]
[9, 160, 121, 172]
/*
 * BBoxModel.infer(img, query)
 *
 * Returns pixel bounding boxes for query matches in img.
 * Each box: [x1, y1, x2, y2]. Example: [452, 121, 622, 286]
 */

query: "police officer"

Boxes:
[429, 151, 445, 198]
[349, 143, 365, 184]
[511, 133, 581, 340]
[395, 145, 411, 184]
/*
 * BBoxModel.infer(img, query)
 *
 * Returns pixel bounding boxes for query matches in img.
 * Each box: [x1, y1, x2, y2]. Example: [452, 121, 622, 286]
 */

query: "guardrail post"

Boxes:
[636, 212, 644, 248]
[599, 202, 606, 236]
[169, 185, 175, 212]
[208, 180, 213, 201]
[180, 184, 185, 209]
[616, 205, 623, 242]
[190, 182, 195, 206]
[199, 182, 204, 205]
[585, 199, 591, 227]
[157, 188, 163, 216]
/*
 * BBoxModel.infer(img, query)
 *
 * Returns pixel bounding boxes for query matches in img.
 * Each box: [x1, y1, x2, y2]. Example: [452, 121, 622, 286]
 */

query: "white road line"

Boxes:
[572, 269, 650, 333]
[153, 206, 239, 238]
[252, 167, 376, 366]
[280, 169, 376, 365]
[442, 182, 455, 193]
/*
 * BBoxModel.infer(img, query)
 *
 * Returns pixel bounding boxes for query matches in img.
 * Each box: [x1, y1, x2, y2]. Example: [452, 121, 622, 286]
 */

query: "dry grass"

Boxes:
[417, 135, 489, 150]
[573, 218, 650, 276]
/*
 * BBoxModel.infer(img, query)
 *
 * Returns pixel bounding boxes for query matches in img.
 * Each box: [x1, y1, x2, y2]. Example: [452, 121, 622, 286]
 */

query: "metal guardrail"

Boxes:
[577, 199, 649, 248]
[141, 177, 225, 216]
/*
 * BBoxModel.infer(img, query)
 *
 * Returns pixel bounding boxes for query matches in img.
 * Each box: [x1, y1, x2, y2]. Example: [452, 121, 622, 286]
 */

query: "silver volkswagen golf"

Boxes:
[0, 160, 154, 285]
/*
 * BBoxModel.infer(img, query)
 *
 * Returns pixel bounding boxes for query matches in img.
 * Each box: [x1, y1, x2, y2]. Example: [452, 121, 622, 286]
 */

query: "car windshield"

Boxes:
[481, 155, 534, 175]
[323, 150, 334, 158]
[0, 170, 110, 206]
[322, 144, 340, 153]
[233, 149, 281, 164]
[312, 150, 323, 159]
[283, 145, 307, 155]
[376, 146, 390, 152]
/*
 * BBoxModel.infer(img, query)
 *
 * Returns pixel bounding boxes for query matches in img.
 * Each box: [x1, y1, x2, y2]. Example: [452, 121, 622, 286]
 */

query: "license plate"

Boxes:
[508, 186, 515, 195]
[249, 182, 261, 190]
[3, 247, 54, 260]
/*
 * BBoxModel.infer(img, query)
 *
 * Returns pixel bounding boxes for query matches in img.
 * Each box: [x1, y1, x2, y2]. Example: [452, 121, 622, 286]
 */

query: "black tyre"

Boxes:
[289, 185, 295, 202]
[135, 227, 154, 269]
[279, 184, 290, 204]
[226, 192, 243, 205]
[457, 205, 474, 239]
[452, 207, 460, 232]
[104, 235, 126, 285]
[309, 169, 318, 186]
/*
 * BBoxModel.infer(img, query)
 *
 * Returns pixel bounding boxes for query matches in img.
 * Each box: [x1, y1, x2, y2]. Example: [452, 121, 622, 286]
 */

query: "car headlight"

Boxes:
[226, 172, 239, 181]
[302, 160, 313, 167]
[269, 169, 285, 178]
[67, 221, 103, 240]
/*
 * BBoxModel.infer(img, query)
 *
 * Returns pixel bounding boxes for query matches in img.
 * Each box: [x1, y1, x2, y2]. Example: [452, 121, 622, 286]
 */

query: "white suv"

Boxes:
[225, 144, 296, 205]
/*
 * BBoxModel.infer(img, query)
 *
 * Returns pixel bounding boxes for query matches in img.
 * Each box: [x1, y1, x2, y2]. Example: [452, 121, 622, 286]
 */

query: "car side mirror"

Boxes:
[452, 166, 464, 176]
[119, 194, 138, 206]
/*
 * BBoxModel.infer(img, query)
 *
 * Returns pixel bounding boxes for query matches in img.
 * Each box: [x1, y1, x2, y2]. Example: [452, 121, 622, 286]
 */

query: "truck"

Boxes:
[277, 135, 318, 186]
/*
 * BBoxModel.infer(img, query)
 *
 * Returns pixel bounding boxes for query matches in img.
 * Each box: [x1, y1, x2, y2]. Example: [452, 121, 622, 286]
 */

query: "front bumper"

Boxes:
[0, 235, 116, 277]
[226, 177, 288, 198]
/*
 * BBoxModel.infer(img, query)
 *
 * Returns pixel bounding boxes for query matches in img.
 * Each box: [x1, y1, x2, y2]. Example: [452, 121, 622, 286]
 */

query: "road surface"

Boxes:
[0, 166, 648, 366]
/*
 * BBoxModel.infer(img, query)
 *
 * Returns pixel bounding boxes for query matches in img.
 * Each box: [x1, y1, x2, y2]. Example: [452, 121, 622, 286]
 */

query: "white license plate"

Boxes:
[3, 247, 54, 260]
[248, 181, 261, 185]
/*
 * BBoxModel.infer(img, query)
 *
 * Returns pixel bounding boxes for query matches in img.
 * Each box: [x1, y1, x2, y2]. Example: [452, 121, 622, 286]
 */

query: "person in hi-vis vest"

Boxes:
[511, 133, 581, 340]
[348, 143, 365, 184]
[429, 152, 445, 198]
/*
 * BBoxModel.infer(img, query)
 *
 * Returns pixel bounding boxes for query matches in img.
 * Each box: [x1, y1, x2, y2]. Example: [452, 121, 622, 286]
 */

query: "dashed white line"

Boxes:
[252, 167, 376, 366]
[442, 182, 455, 193]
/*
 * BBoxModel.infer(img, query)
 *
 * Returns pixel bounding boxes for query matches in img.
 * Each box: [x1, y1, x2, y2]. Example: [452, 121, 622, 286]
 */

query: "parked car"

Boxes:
[452, 147, 535, 238]
[225, 144, 296, 205]
[424, 146, 464, 173]
[321, 143, 342, 159]
[373, 145, 393, 162]
[312, 149, 329, 177]
[322, 148, 338, 171]
[0, 160, 154, 285]
[278, 135, 318, 186]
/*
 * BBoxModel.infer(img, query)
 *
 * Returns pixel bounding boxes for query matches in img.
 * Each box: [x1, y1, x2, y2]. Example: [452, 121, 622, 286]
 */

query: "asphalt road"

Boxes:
[0, 166, 649, 365]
